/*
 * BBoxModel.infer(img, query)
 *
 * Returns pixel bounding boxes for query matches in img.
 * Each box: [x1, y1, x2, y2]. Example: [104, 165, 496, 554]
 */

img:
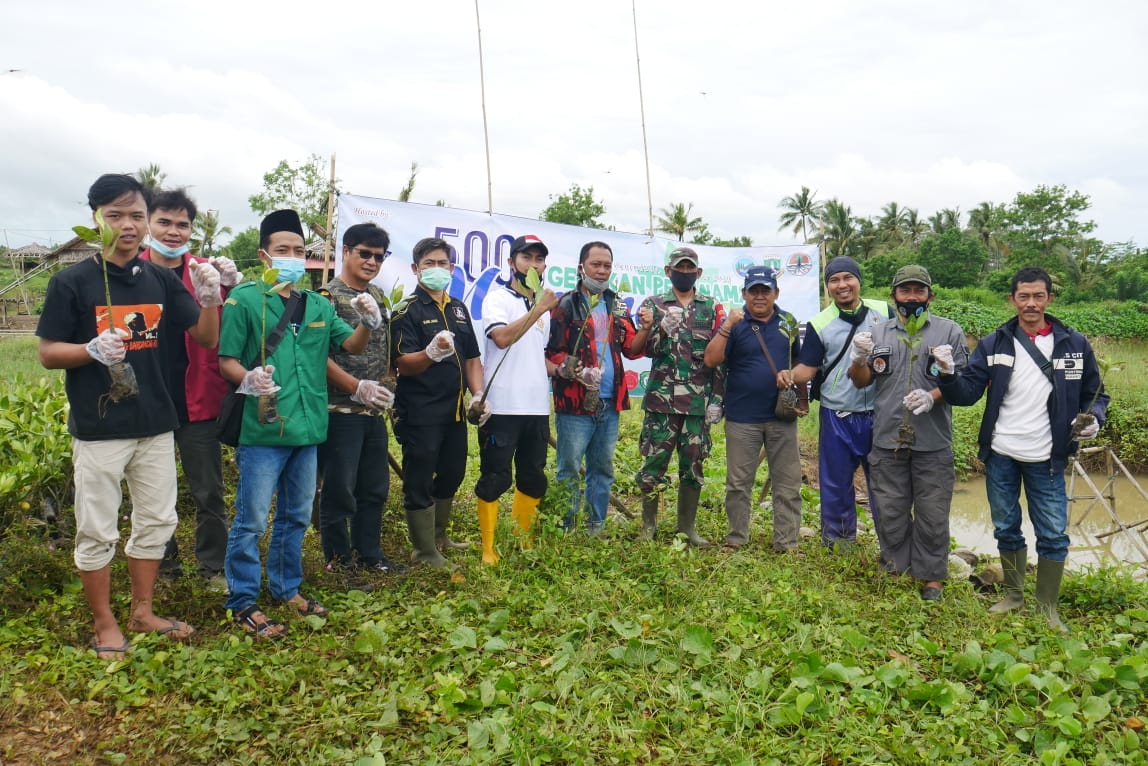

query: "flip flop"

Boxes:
[90, 637, 131, 661]
[130, 617, 196, 641]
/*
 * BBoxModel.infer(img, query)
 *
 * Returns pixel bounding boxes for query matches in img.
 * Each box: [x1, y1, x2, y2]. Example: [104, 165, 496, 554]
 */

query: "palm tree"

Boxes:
[817, 199, 857, 259]
[136, 164, 166, 194]
[398, 161, 418, 202]
[928, 207, 962, 235]
[191, 210, 233, 257]
[776, 186, 822, 243]
[967, 201, 1006, 267]
[878, 201, 909, 246]
[904, 208, 928, 247]
[655, 202, 705, 242]
[853, 217, 881, 260]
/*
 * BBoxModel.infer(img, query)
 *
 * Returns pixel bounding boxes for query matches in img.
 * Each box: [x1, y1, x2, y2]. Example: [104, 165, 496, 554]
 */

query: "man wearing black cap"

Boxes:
[218, 209, 378, 639]
[792, 256, 892, 550]
[849, 265, 968, 600]
[704, 266, 804, 553]
[474, 234, 559, 564]
[634, 246, 726, 546]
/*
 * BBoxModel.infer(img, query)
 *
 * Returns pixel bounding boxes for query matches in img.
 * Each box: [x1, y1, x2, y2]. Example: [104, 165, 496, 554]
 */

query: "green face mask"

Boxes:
[419, 266, 451, 291]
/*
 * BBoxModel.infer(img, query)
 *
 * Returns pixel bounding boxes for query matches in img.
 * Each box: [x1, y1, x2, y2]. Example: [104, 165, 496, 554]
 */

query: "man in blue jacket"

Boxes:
[938, 266, 1108, 632]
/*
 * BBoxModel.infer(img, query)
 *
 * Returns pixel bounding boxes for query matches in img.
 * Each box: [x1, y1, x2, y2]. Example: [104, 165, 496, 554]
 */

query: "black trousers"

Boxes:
[474, 414, 549, 502]
[394, 419, 469, 510]
[318, 413, 390, 566]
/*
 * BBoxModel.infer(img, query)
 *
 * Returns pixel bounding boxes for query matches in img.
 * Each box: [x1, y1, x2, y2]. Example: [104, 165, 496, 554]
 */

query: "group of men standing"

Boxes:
[38, 173, 1109, 657]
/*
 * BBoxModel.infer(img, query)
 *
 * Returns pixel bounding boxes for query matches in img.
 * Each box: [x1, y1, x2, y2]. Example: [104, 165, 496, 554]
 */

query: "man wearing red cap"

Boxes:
[474, 235, 559, 564]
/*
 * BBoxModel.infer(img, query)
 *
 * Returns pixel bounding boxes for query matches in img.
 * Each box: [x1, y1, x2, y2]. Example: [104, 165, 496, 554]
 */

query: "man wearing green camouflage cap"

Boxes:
[634, 246, 726, 546]
[849, 264, 968, 601]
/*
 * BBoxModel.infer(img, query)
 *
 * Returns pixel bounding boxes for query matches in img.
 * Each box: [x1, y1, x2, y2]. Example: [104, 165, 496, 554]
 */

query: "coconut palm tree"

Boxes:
[135, 164, 166, 194]
[928, 207, 962, 235]
[191, 210, 233, 257]
[817, 199, 857, 259]
[904, 209, 928, 247]
[967, 201, 1006, 267]
[776, 186, 823, 243]
[655, 202, 705, 242]
[878, 201, 909, 246]
[398, 161, 418, 202]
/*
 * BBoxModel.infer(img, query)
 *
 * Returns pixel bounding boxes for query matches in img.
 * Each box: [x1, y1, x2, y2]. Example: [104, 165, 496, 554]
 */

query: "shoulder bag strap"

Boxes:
[824, 305, 868, 375]
[750, 321, 782, 377]
[1012, 325, 1055, 386]
[245, 289, 302, 370]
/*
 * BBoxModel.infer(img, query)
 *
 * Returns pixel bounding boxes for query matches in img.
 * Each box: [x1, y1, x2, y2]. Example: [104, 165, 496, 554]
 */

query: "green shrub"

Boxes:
[0, 375, 71, 530]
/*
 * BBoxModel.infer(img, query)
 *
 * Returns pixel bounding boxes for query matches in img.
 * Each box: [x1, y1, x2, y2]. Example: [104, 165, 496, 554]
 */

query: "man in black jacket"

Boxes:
[937, 266, 1108, 632]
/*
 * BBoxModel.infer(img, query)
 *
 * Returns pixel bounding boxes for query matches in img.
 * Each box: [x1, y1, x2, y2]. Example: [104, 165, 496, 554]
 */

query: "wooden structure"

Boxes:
[1068, 444, 1148, 565]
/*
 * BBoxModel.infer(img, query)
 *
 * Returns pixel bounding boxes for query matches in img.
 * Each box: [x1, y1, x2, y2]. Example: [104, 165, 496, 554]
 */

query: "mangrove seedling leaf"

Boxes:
[72, 226, 100, 243]
[524, 267, 541, 299]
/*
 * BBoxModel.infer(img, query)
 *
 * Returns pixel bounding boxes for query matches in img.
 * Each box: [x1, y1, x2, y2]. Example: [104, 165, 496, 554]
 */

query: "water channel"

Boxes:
[947, 471, 1148, 570]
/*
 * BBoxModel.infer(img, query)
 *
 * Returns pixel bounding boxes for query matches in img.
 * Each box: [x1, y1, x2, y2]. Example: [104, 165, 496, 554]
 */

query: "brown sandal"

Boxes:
[286, 595, 329, 617]
[234, 605, 287, 641]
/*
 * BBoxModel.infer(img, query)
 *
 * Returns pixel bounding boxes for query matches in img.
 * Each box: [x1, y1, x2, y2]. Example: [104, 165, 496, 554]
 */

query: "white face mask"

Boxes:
[147, 236, 190, 260]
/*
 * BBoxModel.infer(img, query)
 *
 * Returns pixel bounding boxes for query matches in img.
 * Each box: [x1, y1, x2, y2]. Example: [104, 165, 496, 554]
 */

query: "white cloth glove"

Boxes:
[576, 366, 602, 388]
[850, 331, 874, 365]
[426, 330, 455, 363]
[209, 256, 242, 287]
[188, 260, 223, 308]
[86, 328, 128, 366]
[351, 379, 394, 410]
[659, 306, 685, 335]
[351, 293, 383, 330]
[903, 388, 935, 415]
[468, 391, 492, 426]
[932, 344, 955, 375]
[705, 403, 724, 425]
[237, 365, 280, 395]
[1074, 414, 1099, 440]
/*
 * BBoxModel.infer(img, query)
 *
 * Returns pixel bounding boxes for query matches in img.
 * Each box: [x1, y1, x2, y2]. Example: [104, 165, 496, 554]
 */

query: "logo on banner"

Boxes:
[735, 256, 756, 276]
[786, 252, 813, 277]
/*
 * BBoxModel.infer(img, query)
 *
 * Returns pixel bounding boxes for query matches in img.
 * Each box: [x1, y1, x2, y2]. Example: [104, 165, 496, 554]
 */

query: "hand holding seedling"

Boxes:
[467, 391, 492, 426]
[576, 366, 602, 388]
[426, 330, 456, 363]
[705, 403, 724, 425]
[1073, 414, 1099, 440]
[556, 356, 584, 380]
[238, 365, 279, 395]
[932, 344, 955, 375]
[660, 306, 685, 335]
[850, 331, 874, 364]
[351, 294, 383, 329]
[189, 261, 223, 308]
[351, 379, 394, 409]
[209, 256, 242, 287]
[638, 307, 654, 330]
[86, 328, 128, 366]
[903, 389, 935, 415]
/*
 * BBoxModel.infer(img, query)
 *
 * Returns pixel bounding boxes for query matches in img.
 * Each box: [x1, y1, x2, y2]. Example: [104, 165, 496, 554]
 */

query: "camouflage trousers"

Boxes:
[635, 411, 711, 492]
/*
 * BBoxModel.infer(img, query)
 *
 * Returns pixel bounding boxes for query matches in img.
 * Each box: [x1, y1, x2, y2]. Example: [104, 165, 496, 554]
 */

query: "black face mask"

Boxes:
[514, 270, 531, 287]
[670, 271, 698, 292]
[896, 300, 929, 321]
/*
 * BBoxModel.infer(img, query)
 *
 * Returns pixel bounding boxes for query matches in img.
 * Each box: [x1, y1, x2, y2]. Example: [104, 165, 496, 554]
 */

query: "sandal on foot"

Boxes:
[90, 637, 131, 660]
[286, 595, 329, 617]
[130, 617, 196, 641]
[234, 606, 287, 641]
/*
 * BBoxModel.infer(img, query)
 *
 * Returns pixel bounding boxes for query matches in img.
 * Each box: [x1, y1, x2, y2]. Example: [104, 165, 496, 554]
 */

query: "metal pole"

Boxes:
[632, 0, 655, 236]
[475, 0, 494, 214]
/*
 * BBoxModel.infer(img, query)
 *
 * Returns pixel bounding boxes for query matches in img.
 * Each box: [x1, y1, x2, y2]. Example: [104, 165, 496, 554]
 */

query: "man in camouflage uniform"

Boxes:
[318, 222, 400, 581]
[636, 246, 726, 546]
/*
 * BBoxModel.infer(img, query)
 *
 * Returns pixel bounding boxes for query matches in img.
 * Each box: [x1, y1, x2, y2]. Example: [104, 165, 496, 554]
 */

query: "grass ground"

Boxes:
[1, 333, 1146, 764]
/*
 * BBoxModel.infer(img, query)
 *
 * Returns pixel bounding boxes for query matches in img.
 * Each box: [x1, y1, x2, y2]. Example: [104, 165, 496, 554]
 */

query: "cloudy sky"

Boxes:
[1, 0, 1145, 250]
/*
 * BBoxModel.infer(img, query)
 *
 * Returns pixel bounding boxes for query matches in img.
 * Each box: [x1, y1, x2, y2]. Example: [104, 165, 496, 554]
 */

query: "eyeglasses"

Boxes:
[353, 248, 390, 263]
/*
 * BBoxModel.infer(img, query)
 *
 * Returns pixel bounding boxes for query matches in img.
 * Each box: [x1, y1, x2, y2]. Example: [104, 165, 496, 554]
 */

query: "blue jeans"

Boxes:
[984, 451, 1069, 561]
[555, 410, 620, 531]
[319, 413, 389, 567]
[225, 445, 317, 612]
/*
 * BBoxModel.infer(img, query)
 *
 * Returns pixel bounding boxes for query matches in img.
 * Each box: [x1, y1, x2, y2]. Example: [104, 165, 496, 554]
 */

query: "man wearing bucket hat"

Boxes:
[704, 266, 804, 553]
[634, 246, 726, 546]
[793, 257, 892, 550]
[849, 265, 968, 600]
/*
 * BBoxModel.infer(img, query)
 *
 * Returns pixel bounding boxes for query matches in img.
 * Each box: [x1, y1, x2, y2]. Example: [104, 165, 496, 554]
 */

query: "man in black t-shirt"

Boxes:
[37, 174, 222, 660]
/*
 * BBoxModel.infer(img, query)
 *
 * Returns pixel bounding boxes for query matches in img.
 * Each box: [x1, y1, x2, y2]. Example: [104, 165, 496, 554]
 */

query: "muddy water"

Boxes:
[948, 473, 1148, 569]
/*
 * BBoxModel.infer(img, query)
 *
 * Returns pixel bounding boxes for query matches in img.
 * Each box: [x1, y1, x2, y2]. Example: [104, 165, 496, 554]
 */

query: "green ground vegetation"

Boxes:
[1, 333, 1147, 764]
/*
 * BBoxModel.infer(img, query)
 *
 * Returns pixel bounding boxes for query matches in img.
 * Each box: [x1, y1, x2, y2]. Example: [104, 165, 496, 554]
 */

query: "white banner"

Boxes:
[336, 194, 820, 394]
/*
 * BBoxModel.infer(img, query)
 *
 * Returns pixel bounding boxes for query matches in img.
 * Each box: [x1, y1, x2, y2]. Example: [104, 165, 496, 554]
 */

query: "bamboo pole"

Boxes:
[321, 153, 336, 284]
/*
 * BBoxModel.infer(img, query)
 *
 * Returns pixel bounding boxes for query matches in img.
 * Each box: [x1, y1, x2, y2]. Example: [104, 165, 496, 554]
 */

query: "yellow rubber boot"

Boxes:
[477, 499, 501, 565]
[511, 490, 541, 549]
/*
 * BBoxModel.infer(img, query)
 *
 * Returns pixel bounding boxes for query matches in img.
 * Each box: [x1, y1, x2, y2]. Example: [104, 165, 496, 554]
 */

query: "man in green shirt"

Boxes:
[218, 209, 375, 641]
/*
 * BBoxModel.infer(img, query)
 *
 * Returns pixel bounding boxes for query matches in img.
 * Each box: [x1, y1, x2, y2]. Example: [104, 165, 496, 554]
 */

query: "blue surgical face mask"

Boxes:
[270, 257, 306, 284]
[419, 266, 452, 292]
[147, 237, 189, 260]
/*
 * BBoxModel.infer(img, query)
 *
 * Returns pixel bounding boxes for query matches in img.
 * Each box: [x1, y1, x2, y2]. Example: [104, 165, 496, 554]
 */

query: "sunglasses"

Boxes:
[353, 248, 391, 263]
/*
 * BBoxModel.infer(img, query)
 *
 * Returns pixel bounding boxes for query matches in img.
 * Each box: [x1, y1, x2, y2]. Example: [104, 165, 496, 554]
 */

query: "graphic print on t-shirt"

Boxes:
[96, 303, 164, 351]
